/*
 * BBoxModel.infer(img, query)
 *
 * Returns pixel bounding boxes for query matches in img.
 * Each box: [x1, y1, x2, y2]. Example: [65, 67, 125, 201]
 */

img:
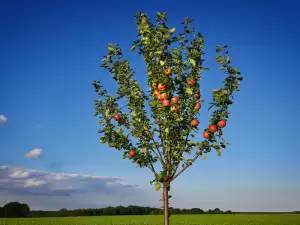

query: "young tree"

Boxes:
[93, 12, 243, 225]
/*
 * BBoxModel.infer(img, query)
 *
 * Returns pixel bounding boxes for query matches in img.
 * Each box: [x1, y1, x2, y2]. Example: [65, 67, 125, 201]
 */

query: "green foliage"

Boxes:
[2, 202, 30, 218]
[93, 12, 243, 190]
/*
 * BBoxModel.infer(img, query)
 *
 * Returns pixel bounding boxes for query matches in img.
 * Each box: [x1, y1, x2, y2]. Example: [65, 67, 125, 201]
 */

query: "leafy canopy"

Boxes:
[93, 12, 243, 188]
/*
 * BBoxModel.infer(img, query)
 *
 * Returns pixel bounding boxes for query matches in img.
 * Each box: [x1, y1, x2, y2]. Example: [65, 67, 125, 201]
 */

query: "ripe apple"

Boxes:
[157, 94, 163, 101]
[114, 113, 121, 121]
[164, 69, 172, 76]
[191, 119, 199, 127]
[158, 84, 166, 91]
[153, 90, 159, 97]
[162, 99, 170, 107]
[171, 96, 179, 104]
[208, 124, 217, 133]
[203, 131, 210, 139]
[195, 102, 201, 110]
[129, 150, 135, 157]
[160, 93, 167, 100]
[188, 78, 196, 86]
[151, 83, 157, 88]
[218, 120, 227, 128]
[170, 105, 179, 111]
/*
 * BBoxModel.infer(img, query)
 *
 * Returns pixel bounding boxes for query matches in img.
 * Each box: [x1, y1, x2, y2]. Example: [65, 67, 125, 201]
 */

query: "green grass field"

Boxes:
[0, 215, 300, 225]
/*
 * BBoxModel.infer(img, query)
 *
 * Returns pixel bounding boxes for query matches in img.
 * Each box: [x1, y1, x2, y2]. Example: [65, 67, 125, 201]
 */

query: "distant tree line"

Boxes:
[0, 202, 234, 218]
[0, 202, 30, 217]
[1, 202, 299, 218]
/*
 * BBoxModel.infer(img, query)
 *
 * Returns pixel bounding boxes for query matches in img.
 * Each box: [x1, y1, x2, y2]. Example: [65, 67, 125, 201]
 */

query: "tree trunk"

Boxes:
[163, 182, 170, 225]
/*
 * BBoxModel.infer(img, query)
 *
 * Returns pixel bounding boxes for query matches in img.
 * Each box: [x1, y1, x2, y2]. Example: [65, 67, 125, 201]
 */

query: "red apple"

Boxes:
[188, 78, 196, 86]
[209, 124, 217, 133]
[151, 83, 157, 88]
[160, 93, 167, 100]
[158, 84, 166, 91]
[203, 131, 210, 139]
[162, 99, 170, 107]
[191, 119, 199, 127]
[195, 102, 201, 110]
[164, 69, 172, 76]
[129, 150, 135, 157]
[114, 113, 121, 121]
[157, 94, 163, 101]
[218, 120, 227, 128]
[171, 96, 179, 104]
[153, 90, 159, 97]
[170, 105, 179, 111]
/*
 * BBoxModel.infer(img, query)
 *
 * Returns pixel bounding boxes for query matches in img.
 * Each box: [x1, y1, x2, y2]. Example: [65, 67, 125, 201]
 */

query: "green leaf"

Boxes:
[160, 61, 165, 66]
[187, 159, 193, 163]
[150, 180, 155, 185]
[109, 142, 116, 147]
[149, 101, 156, 107]
[108, 46, 114, 51]
[185, 88, 193, 95]
[216, 45, 223, 52]
[130, 45, 136, 52]
[117, 127, 123, 134]
[169, 28, 176, 33]
[165, 128, 169, 133]
[226, 56, 230, 63]
[105, 110, 110, 117]
[157, 173, 163, 181]
[216, 55, 223, 62]
[189, 59, 196, 66]
[221, 90, 228, 95]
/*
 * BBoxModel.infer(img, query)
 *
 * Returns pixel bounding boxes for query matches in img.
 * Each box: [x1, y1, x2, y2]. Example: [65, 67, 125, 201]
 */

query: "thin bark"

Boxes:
[163, 182, 170, 225]
[171, 133, 190, 178]
[171, 152, 201, 182]
[149, 135, 165, 166]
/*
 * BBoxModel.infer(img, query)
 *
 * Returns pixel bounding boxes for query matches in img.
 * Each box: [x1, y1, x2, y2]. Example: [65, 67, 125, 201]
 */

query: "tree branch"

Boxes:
[146, 158, 157, 176]
[171, 150, 202, 182]
[144, 130, 165, 167]
[171, 131, 190, 177]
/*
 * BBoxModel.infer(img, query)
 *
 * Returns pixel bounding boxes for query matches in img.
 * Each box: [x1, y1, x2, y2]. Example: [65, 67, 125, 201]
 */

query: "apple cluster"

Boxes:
[203, 120, 227, 139]
[151, 69, 202, 125]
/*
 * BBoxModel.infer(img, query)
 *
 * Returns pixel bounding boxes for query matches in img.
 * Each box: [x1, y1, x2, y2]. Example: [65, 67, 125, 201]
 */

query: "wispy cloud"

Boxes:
[0, 166, 139, 197]
[0, 166, 152, 210]
[9, 170, 30, 179]
[24, 178, 47, 188]
[0, 115, 7, 123]
[24, 148, 43, 158]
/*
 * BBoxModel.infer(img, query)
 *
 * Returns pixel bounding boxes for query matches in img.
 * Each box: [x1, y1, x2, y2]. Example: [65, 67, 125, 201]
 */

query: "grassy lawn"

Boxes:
[0, 214, 300, 225]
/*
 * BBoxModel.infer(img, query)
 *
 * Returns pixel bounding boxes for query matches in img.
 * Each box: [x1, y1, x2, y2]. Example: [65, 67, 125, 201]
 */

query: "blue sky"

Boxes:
[0, 0, 299, 211]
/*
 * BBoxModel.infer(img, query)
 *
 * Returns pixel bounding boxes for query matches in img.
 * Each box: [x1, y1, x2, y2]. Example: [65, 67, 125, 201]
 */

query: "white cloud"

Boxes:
[0, 115, 7, 123]
[0, 166, 151, 210]
[9, 170, 29, 178]
[24, 178, 46, 188]
[0, 165, 299, 212]
[24, 148, 43, 158]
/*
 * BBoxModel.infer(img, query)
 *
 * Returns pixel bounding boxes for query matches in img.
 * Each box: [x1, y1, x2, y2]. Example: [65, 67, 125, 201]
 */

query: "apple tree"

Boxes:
[93, 12, 243, 225]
